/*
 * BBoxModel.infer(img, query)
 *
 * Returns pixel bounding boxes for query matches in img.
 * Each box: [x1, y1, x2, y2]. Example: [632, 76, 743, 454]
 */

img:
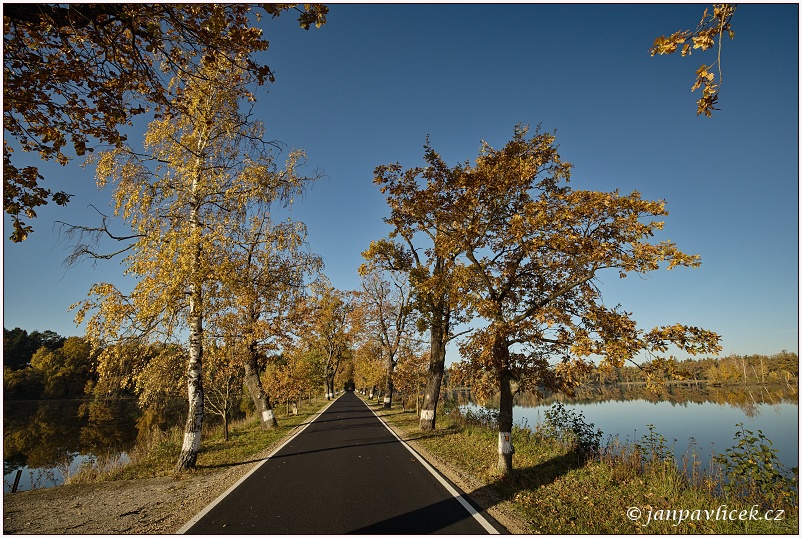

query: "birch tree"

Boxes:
[204, 342, 244, 442]
[70, 57, 313, 471]
[443, 125, 721, 475]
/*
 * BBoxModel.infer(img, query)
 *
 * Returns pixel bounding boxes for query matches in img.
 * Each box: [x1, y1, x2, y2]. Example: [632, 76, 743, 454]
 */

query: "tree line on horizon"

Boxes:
[6, 326, 796, 403]
[577, 350, 799, 387]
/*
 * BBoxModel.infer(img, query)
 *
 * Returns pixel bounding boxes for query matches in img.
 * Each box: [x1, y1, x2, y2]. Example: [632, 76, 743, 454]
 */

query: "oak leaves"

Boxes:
[650, 4, 736, 117]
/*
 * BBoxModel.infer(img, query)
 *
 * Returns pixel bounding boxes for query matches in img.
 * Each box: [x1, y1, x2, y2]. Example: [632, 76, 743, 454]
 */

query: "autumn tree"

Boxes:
[357, 258, 418, 409]
[441, 125, 721, 475]
[650, 4, 736, 117]
[392, 348, 429, 413]
[372, 141, 475, 430]
[3, 3, 327, 242]
[70, 58, 314, 471]
[217, 215, 322, 428]
[3, 328, 66, 370]
[204, 342, 244, 442]
[353, 339, 385, 397]
[304, 283, 354, 400]
[29, 336, 95, 398]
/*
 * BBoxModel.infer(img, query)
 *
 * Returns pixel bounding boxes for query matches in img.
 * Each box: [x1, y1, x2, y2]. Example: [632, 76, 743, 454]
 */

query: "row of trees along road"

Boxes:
[7, 4, 728, 477]
[369, 125, 722, 475]
[6, 4, 328, 473]
[68, 54, 323, 471]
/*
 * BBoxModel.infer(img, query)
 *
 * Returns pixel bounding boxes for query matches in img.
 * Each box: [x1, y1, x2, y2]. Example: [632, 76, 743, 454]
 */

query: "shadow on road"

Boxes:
[366, 404, 589, 534]
[344, 451, 585, 534]
[348, 496, 482, 534]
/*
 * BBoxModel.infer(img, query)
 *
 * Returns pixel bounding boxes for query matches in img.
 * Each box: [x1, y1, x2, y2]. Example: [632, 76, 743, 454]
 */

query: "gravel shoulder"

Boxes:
[3, 409, 530, 535]
[3, 449, 270, 534]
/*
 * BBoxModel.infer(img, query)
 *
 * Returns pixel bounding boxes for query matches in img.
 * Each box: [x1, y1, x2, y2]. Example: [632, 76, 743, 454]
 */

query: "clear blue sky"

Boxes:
[2, 3, 799, 360]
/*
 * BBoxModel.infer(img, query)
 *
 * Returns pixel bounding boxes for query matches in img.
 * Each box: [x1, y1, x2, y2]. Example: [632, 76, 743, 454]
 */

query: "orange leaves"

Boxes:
[398, 125, 722, 402]
[649, 4, 736, 117]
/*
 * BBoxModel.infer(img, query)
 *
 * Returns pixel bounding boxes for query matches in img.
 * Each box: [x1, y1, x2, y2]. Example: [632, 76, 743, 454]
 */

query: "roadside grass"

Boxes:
[363, 394, 799, 534]
[67, 397, 331, 484]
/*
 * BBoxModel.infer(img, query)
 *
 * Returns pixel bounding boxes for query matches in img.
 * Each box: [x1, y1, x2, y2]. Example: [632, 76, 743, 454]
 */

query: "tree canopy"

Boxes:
[69, 54, 319, 470]
[3, 3, 327, 242]
[385, 124, 722, 474]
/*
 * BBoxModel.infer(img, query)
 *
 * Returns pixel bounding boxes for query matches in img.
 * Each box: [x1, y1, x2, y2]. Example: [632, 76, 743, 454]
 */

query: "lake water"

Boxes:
[3, 398, 141, 493]
[458, 384, 799, 472]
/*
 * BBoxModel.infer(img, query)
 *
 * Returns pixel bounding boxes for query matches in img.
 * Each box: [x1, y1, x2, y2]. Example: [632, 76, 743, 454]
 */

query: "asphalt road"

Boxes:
[181, 391, 502, 534]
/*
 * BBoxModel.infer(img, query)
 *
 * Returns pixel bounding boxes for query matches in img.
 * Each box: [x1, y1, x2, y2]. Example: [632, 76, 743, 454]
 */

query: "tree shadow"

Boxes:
[196, 457, 266, 470]
[346, 452, 588, 534]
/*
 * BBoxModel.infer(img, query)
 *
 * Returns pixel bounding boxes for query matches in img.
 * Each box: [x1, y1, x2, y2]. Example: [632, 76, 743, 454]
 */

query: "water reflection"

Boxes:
[451, 383, 799, 471]
[3, 398, 140, 492]
[450, 382, 798, 414]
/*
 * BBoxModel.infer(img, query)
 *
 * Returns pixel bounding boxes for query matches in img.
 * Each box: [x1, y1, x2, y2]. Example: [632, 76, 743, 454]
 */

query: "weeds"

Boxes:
[542, 403, 602, 458]
[715, 423, 798, 510]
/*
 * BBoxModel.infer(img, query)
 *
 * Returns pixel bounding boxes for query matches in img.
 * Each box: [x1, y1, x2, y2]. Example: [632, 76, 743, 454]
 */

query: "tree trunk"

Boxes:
[495, 337, 514, 475]
[243, 340, 277, 428]
[223, 413, 229, 442]
[325, 369, 336, 399]
[420, 314, 446, 431]
[383, 373, 394, 409]
[175, 284, 204, 472]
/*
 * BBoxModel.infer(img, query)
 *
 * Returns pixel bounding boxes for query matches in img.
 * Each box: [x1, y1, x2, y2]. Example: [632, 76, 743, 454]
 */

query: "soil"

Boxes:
[3, 421, 530, 535]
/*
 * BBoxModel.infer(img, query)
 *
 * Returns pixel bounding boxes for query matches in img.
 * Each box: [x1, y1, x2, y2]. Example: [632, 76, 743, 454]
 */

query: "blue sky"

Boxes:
[3, 3, 799, 361]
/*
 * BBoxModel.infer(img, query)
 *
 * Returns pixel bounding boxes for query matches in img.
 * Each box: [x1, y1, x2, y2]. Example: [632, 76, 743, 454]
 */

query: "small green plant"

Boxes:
[715, 423, 798, 510]
[542, 403, 602, 457]
[463, 406, 500, 428]
[634, 424, 675, 468]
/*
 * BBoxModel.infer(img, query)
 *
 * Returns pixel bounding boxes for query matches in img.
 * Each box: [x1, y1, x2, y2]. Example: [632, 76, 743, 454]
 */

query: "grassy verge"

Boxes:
[362, 394, 799, 534]
[67, 397, 332, 484]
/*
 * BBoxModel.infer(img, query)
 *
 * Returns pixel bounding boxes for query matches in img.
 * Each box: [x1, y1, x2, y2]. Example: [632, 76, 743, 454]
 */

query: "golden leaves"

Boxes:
[650, 4, 736, 117]
[76, 56, 320, 374]
[4, 4, 327, 241]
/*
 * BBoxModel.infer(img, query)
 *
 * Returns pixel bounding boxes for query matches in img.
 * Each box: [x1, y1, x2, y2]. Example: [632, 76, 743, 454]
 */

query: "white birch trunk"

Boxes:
[175, 279, 204, 471]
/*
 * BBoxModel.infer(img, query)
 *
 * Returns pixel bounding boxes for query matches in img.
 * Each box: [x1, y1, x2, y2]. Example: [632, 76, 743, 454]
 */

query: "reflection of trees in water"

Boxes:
[79, 398, 141, 453]
[3, 397, 141, 475]
[4, 399, 84, 471]
[447, 383, 797, 417]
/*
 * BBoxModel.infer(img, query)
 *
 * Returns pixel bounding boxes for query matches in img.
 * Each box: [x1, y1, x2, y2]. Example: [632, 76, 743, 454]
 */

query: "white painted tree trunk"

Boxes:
[175, 278, 204, 471]
[244, 339, 277, 428]
[420, 314, 446, 431]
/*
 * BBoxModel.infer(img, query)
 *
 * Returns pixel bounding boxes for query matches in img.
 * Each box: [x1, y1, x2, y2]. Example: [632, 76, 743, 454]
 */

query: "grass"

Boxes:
[67, 397, 332, 484]
[362, 393, 799, 534]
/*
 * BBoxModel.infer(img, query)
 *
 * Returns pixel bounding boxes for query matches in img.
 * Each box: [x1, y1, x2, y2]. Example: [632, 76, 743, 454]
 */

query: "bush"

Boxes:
[715, 423, 798, 510]
[542, 403, 602, 457]
[634, 424, 675, 468]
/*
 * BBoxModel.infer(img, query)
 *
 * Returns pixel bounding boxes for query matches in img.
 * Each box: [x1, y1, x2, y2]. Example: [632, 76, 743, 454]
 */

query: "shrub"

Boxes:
[541, 403, 602, 457]
[715, 423, 798, 510]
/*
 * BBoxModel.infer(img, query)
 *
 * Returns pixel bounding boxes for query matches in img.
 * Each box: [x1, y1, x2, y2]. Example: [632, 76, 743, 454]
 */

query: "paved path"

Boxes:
[181, 391, 502, 534]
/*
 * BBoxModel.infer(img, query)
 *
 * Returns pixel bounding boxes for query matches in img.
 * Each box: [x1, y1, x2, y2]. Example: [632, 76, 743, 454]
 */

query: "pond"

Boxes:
[457, 383, 798, 472]
[3, 397, 142, 493]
